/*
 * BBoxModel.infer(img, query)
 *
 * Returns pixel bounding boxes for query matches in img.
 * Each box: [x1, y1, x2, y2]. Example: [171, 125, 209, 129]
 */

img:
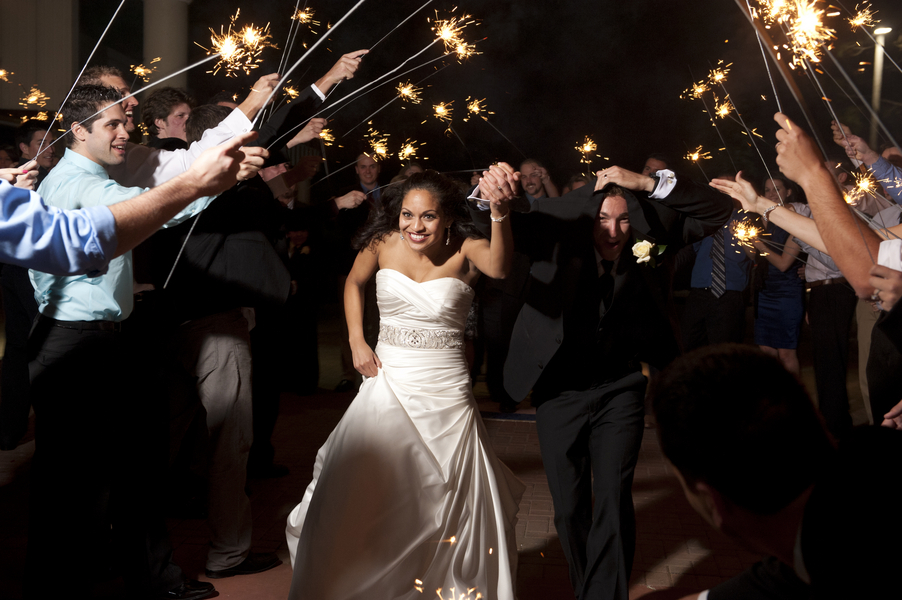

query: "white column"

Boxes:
[143, 0, 192, 90]
[0, 0, 78, 111]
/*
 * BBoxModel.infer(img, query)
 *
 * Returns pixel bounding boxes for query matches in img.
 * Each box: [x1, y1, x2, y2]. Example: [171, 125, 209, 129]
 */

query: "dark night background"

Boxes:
[70, 0, 902, 189]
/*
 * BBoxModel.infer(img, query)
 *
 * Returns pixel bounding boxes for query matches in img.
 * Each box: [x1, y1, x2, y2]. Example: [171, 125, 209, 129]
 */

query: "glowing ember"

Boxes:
[19, 85, 49, 109]
[848, 3, 877, 31]
[197, 10, 278, 77]
[685, 145, 712, 162]
[433, 101, 453, 123]
[463, 97, 492, 122]
[731, 218, 763, 247]
[291, 7, 320, 31]
[398, 138, 424, 162]
[397, 81, 423, 104]
[319, 128, 335, 146]
[364, 127, 391, 160]
[0, 69, 13, 83]
[130, 57, 160, 82]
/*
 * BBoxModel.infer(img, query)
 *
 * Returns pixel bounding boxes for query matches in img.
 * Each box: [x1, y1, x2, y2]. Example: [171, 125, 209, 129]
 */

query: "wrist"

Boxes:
[861, 151, 880, 166]
[643, 174, 657, 193]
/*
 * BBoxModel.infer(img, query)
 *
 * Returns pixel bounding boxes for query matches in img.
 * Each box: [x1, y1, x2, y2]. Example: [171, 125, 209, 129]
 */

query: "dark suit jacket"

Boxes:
[471, 179, 732, 402]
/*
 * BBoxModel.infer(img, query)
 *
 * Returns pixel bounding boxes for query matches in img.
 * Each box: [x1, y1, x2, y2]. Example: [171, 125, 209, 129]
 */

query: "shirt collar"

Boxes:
[62, 148, 110, 179]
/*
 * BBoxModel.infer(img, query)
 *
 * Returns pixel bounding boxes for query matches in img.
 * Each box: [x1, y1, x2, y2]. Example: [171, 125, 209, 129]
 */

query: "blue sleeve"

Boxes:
[0, 180, 116, 276]
[871, 157, 902, 204]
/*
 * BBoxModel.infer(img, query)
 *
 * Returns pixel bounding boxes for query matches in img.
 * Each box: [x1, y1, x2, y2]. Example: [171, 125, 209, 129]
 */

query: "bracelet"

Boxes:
[762, 204, 781, 225]
[490, 212, 509, 222]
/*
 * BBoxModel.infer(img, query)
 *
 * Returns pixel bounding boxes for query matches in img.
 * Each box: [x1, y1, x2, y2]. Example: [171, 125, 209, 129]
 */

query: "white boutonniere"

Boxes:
[632, 240, 666, 268]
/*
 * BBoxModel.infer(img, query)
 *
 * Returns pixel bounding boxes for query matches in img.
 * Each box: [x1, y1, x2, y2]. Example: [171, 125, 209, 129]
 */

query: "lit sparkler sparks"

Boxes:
[291, 7, 321, 31]
[575, 136, 599, 168]
[364, 127, 391, 161]
[681, 80, 709, 100]
[283, 85, 300, 102]
[397, 81, 423, 104]
[434, 587, 482, 600]
[319, 128, 335, 146]
[398, 138, 425, 162]
[685, 146, 712, 162]
[714, 96, 733, 118]
[130, 57, 161, 82]
[731, 218, 764, 248]
[848, 3, 877, 31]
[756, 0, 793, 25]
[0, 69, 13, 83]
[431, 10, 478, 55]
[707, 61, 732, 85]
[19, 85, 49, 109]
[787, 0, 835, 65]
[463, 97, 492, 122]
[197, 10, 278, 77]
[432, 101, 454, 124]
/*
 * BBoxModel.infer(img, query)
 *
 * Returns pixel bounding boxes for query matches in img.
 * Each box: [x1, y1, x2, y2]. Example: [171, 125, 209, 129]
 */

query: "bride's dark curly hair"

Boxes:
[352, 170, 485, 250]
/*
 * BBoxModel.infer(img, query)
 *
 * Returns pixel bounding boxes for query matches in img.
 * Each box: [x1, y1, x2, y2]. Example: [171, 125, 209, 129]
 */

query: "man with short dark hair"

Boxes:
[640, 153, 670, 176]
[650, 344, 901, 599]
[142, 86, 193, 150]
[519, 158, 559, 201]
[474, 161, 731, 600]
[15, 119, 56, 183]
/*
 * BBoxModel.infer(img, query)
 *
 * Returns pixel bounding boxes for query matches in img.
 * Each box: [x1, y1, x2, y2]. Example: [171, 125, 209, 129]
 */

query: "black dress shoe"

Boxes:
[334, 379, 356, 393]
[205, 552, 282, 579]
[159, 579, 215, 600]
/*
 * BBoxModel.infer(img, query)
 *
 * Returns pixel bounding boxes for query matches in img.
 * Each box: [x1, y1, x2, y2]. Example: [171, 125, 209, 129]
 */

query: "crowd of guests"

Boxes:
[0, 51, 900, 600]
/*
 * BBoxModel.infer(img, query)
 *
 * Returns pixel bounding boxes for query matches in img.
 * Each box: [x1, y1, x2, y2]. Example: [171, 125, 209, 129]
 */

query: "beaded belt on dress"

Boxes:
[378, 324, 463, 349]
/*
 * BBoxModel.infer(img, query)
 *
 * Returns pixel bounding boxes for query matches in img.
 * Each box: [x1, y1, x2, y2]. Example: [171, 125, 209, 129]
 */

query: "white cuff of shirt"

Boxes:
[650, 169, 676, 199]
[878, 238, 902, 271]
[311, 84, 326, 102]
[697, 590, 710, 600]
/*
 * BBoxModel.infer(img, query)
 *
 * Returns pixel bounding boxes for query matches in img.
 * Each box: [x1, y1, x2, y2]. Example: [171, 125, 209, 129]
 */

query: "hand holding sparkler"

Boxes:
[335, 190, 367, 210]
[710, 171, 767, 214]
[238, 73, 281, 120]
[287, 118, 328, 148]
[773, 112, 832, 188]
[869, 264, 902, 311]
[830, 120, 880, 166]
[315, 49, 369, 94]
[594, 166, 656, 193]
[185, 131, 260, 197]
[235, 145, 269, 181]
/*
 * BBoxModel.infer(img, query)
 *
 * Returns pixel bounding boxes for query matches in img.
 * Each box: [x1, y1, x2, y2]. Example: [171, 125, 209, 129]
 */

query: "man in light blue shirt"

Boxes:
[22, 84, 259, 600]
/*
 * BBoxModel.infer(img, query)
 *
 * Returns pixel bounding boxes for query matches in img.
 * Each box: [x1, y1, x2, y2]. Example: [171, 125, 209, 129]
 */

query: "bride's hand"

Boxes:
[351, 339, 382, 377]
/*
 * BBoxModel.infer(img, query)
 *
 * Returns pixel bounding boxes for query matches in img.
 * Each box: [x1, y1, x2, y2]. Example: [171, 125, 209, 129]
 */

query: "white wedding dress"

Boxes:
[286, 269, 525, 600]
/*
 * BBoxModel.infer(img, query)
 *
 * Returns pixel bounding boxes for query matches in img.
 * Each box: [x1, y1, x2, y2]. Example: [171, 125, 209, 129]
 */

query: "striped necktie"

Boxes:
[711, 228, 726, 298]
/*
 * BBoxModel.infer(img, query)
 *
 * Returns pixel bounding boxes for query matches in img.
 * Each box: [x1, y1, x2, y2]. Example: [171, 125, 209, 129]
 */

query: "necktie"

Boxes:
[711, 228, 726, 298]
[600, 259, 615, 309]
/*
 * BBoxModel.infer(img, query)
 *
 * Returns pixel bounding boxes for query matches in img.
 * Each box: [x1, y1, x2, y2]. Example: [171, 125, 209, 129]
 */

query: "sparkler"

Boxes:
[0, 69, 13, 83]
[364, 127, 392, 161]
[397, 81, 423, 104]
[463, 96, 492, 122]
[19, 86, 49, 110]
[196, 10, 278, 77]
[130, 57, 161, 83]
[432, 101, 454, 124]
[731, 218, 764, 248]
[431, 10, 478, 55]
[398, 138, 425, 162]
[786, 0, 835, 66]
[848, 3, 877, 31]
[684, 144, 712, 182]
[707, 61, 732, 85]
[680, 80, 709, 100]
[575, 136, 599, 175]
[291, 7, 321, 30]
[714, 95, 733, 118]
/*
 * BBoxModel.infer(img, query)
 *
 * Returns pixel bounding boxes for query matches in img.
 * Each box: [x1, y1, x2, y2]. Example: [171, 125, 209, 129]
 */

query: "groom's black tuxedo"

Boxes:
[471, 176, 731, 600]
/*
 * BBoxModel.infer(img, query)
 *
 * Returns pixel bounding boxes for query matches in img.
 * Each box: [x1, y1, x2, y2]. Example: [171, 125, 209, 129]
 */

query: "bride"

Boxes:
[285, 170, 525, 599]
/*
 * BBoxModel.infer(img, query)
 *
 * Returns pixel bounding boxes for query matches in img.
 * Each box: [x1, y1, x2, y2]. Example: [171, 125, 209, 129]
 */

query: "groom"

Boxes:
[473, 162, 731, 599]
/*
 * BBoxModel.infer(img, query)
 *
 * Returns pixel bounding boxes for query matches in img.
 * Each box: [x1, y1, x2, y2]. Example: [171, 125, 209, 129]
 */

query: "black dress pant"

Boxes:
[808, 284, 857, 439]
[535, 371, 646, 600]
[25, 317, 183, 598]
[0, 264, 38, 449]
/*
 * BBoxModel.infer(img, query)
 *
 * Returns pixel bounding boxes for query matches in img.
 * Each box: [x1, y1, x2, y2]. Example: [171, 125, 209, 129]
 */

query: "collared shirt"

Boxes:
[789, 203, 843, 283]
[690, 209, 753, 291]
[30, 149, 213, 322]
[870, 156, 902, 205]
[0, 179, 115, 276]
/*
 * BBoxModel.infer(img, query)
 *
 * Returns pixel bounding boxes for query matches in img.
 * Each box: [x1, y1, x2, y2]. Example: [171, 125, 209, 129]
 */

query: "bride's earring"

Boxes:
[445, 226, 451, 246]
[400, 232, 405, 241]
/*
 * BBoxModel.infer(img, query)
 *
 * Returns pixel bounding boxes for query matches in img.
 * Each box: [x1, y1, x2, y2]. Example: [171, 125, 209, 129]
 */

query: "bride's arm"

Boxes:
[345, 244, 382, 377]
[465, 166, 514, 278]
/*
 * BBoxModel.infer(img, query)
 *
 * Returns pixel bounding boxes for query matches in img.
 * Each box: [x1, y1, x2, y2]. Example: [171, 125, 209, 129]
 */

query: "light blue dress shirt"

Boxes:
[30, 149, 213, 322]
[0, 179, 116, 275]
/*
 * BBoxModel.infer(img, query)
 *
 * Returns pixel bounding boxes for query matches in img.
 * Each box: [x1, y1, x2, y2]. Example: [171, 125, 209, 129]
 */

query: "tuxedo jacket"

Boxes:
[471, 179, 732, 402]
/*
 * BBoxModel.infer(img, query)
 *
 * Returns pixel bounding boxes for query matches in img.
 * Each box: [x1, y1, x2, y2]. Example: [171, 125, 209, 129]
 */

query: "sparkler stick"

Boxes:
[744, 0, 784, 112]
[249, 0, 368, 129]
[369, 0, 434, 52]
[479, 117, 527, 160]
[38, 0, 127, 150]
[36, 54, 222, 161]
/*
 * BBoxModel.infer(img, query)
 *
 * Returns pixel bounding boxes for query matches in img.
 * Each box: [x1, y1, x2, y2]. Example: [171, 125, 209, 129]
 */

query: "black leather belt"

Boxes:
[41, 315, 122, 332]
